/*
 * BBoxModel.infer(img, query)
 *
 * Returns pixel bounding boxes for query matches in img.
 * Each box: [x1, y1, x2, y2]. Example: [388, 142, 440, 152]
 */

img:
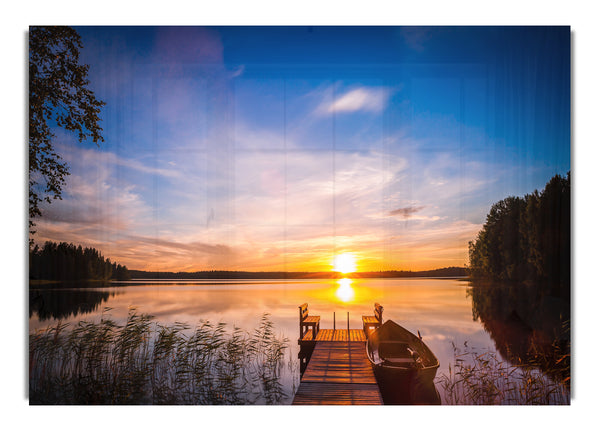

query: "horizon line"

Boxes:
[128, 266, 468, 274]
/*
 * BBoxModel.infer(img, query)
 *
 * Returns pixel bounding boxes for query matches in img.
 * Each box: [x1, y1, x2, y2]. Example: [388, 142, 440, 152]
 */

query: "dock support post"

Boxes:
[347, 312, 349, 334]
[333, 312, 336, 331]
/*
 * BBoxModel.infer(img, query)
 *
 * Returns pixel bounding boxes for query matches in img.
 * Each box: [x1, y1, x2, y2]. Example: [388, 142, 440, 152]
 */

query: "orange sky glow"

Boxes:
[30, 27, 569, 274]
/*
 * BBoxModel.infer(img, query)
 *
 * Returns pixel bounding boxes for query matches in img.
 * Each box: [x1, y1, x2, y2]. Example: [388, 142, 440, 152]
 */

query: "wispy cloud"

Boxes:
[57, 142, 182, 179]
[389, 206, 426, 218]
[114, 235, 236, 271]
[35, 121, 495, 272]
[35, 146, 154, 240]
[42, 129, 492, 272]
[230, 65, 245, 78]
[317, 86, 391, 115]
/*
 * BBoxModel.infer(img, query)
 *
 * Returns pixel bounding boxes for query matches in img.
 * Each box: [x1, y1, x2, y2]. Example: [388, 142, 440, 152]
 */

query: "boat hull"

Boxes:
[372, 363, 440, 404]
[367, 320, 441, 405]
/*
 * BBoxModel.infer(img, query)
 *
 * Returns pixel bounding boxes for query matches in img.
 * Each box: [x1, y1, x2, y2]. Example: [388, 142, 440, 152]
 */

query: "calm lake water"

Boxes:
[28, 277, 566, 404]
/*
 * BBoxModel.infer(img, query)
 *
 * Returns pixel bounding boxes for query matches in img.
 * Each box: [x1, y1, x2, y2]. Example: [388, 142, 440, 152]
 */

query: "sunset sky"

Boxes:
[32, 26, 571, 272]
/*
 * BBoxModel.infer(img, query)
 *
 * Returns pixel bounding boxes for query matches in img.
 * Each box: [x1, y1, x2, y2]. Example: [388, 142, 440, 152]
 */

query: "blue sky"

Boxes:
[33, 26, 571, 271]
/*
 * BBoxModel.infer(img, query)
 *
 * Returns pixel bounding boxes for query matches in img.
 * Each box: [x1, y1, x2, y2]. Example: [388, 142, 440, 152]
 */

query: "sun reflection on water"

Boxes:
[335, 278, 355, 302]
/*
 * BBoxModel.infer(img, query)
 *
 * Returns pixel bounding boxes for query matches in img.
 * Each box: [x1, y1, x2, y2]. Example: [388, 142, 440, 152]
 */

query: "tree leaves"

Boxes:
[468, 173, 570, 295]
[29, 26, 105, 240]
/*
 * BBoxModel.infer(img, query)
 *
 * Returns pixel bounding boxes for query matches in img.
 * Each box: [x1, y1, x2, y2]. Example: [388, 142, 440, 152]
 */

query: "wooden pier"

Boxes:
[293, 304, 384, 405]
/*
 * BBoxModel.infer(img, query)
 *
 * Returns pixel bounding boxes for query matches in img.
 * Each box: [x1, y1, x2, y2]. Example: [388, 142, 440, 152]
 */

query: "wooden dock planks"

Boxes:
[292, 382, 383, 405]
[293, 338, 383, 405]
[301, 329, 366, 342]
[301, 342, 375, 384]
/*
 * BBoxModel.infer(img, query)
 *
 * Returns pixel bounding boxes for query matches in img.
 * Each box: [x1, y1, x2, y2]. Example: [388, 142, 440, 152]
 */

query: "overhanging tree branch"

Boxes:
[29, 26, 105, 242]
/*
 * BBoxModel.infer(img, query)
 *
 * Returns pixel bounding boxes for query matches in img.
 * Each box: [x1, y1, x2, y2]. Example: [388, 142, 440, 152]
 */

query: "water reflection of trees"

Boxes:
[29, 287, 121, 321]
[468, 281, 570, 384]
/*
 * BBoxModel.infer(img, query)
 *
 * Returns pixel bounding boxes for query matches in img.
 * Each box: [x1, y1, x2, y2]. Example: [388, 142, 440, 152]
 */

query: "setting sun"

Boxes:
[333, 252, 357, 273]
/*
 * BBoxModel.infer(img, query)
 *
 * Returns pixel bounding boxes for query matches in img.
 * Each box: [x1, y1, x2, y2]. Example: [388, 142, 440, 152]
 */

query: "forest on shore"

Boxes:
[468, 172, 570, 299]
[29, 241, 131, 281]
[29, 239, 466, 283]
[127, 266, 467, 280]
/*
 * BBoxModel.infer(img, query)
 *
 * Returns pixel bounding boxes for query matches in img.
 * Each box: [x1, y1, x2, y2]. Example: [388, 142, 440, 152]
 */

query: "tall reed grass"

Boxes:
[29, 309, 290, 404]
[436, 341, 570, 405]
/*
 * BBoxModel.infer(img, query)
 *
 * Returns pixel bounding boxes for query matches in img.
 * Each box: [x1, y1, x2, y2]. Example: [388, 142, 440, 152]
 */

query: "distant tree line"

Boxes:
[359, 267, 468, 278]
[127, 270, 317, 280]
[468, 173, 570, 297]
[127, 266, 467, 280]
[30, 241, 130, 281]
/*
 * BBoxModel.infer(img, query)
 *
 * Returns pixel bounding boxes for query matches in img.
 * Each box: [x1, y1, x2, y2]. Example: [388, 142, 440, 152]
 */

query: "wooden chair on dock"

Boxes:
[299, 303, 320, 340]
[362, 303, 383, 336]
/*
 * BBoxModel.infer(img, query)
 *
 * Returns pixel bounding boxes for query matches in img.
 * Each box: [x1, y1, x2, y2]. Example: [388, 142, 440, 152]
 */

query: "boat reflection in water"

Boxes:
[367, 320, 441, 404]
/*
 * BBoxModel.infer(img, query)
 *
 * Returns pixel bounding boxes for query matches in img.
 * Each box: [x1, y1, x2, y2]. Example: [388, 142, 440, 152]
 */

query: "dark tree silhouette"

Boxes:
[29, 26, 105, 240]
[29, 241, 130, 281]
[469, 173, 570, 297]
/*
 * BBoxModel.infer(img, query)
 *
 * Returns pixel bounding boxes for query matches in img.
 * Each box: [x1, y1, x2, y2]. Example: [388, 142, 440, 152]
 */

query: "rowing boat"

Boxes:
[366, 320, 440, 404]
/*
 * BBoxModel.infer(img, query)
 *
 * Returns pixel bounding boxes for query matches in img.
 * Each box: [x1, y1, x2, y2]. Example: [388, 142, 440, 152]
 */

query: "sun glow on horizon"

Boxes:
[333, 252, 357, 274]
